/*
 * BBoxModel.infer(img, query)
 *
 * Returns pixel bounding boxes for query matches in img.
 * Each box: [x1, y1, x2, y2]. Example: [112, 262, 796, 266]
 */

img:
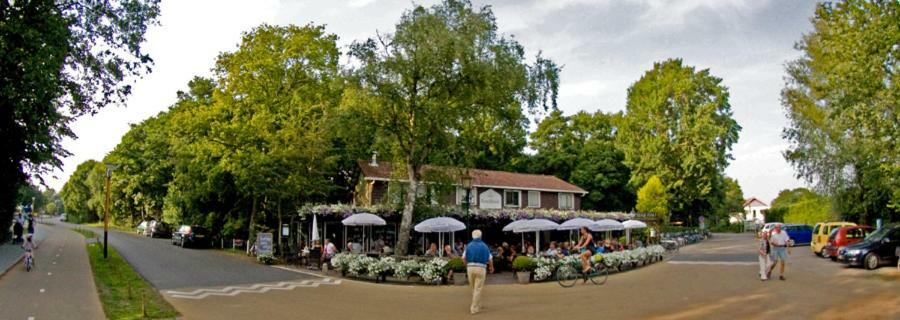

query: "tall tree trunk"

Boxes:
[395, 162, 418, 255]
[247, 196, 257, 255]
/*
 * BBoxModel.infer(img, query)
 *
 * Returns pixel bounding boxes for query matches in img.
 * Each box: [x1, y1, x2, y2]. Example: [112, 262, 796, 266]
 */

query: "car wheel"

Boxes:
[830, 256, 837, 262]
[864, 253, 879, 270]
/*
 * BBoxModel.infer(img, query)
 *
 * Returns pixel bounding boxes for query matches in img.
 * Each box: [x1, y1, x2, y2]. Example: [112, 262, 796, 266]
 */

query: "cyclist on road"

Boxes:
[22, 234, 36, 269]
[573, 227, 595, 274]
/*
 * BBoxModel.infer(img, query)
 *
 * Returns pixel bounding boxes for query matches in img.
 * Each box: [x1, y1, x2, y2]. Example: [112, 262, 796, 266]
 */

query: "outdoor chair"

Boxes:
[307, 248, 322, 270]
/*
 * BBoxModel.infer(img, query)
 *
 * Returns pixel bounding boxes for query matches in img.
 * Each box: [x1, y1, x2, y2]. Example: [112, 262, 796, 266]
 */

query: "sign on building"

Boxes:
[479, 189, 502, 209]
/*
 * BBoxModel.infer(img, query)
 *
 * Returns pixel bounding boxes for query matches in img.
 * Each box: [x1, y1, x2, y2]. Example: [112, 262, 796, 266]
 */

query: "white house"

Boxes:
[732, 197, 769, 224]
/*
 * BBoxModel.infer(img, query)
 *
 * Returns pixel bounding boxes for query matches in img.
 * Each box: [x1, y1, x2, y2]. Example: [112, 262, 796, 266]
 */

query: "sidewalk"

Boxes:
[0, 224, 47, 276]
[0, 223, 105, 319]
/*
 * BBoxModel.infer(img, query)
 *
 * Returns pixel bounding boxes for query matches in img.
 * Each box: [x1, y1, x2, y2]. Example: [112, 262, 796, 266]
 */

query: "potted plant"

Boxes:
[447, 257, 467, 285]
[512, 256, 536, 284]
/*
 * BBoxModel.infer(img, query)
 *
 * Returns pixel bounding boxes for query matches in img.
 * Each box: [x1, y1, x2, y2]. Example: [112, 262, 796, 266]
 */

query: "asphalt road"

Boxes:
[165, 232, 900, 320]
[55, 218, 312, 290]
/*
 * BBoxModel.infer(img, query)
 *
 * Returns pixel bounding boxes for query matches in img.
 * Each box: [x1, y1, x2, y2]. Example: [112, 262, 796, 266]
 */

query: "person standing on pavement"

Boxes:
[757, 231, 771, 281]
[463, 229, 493, 315]
[767, 224, 791, 280]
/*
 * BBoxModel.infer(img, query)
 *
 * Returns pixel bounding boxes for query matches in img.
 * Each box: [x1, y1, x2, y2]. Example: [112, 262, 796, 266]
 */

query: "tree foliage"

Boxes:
[345, 0, 559, 254]
[636, 175, 669, 224]
[1, 0, 159, 241]
[530, 110, 633, 211]
[770, 188, 835, 225]
[618, 58, 741, 223]
[781, 0, 900, 224]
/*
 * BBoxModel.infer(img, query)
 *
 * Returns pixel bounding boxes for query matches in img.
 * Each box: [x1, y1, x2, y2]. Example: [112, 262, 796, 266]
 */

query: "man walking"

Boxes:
[463, 229, 493, 314]
[767, 224, 791, 280]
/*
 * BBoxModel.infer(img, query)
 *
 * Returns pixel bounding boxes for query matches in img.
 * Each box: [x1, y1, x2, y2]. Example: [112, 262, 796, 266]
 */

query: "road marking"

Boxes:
[47, 272, 52, 276]
[28, 317, 34, 320]
[52, 261, 56, 265]
[667, 261, 757, 266]
[164, 278, 342, 300]
[271, 265, 331, 278]
[40, 289, 45, 293]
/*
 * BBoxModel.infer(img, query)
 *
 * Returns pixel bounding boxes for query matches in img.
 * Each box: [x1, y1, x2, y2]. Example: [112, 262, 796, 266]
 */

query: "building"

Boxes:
[354, 159, 587, 210]
[734, 197, 769, 224]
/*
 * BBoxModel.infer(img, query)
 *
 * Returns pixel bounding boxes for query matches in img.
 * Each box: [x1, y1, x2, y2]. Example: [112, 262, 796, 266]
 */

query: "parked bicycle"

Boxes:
[557, 256, 609, 287]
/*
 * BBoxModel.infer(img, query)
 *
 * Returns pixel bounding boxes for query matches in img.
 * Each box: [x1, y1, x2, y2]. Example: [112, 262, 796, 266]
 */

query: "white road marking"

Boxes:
[164, 278, 342, 300]
[47, 272, 52, 276]
[39, 289, 45, 293]
[28, 317, 34, 320]
[667, 260, 757, 266]
[52, 261, 56, 265]
[271, 266, 330, 278]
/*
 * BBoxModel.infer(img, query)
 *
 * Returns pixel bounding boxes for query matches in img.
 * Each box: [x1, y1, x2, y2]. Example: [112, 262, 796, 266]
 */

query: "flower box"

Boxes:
[515, 271, 531, 284]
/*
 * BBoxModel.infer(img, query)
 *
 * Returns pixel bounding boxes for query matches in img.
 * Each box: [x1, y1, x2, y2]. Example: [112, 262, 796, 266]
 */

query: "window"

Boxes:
[558, 193, 574, 210]
[504, 190, 521, 207]
[527, 191, 541, 208]
[456, 187, 475, 206]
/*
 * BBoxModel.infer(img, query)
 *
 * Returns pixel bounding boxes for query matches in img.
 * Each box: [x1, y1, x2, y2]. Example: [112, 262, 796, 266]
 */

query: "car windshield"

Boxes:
[864, 228, 890, 242]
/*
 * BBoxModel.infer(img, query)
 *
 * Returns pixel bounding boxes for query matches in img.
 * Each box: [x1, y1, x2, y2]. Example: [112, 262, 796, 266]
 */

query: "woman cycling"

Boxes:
[573, 227, 595, 274]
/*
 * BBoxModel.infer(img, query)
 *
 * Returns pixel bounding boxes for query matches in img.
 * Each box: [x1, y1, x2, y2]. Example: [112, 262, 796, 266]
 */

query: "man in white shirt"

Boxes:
[767, 224, 791, 280]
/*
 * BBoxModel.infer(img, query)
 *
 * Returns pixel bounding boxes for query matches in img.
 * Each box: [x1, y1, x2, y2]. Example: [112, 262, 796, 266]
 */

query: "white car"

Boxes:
[761, 222, 783, 235]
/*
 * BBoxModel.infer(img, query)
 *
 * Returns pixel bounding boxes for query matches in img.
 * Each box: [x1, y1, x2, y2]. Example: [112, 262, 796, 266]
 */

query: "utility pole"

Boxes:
[104, 163, 117, 259]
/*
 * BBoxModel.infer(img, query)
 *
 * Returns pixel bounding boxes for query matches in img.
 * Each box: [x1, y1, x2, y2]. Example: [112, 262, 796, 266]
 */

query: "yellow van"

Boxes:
[811, 222, 856, 256]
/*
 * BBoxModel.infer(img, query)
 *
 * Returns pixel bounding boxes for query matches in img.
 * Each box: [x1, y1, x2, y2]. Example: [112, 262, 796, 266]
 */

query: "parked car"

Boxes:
[823, 226, 873, 260]
[136, 220, 150, 235]
[812, 222, 856, 256]
[60, 213, 67, 222]
[761, 222, 781, 235]
[147, 220, 172, 238]
[172, 225, 210, 248]
[783, 224, 813, 246]
[838, 225, 900, 269]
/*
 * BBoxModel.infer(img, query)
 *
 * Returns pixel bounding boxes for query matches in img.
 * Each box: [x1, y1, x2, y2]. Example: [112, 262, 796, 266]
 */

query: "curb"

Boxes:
[0, 235, 46, 278]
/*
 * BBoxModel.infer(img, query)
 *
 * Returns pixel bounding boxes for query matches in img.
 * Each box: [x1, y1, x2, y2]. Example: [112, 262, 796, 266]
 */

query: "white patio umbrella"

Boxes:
[311, 214, 320, 244]
[622, 219, 647, 246]
[503, 219, 530, 254]
[342, 213, 386, 253]
[592, 218, 626, 241]
[557, 218, 596, 230]
[415, 217, 466, 257]
[515, 219, 560, 252]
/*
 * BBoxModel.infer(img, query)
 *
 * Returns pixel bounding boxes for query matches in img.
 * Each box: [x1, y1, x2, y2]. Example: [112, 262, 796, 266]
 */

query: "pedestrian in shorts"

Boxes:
[767, 224, 791, 280]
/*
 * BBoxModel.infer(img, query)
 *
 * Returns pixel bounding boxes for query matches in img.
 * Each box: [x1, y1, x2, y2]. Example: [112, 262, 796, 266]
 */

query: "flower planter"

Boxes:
[515, 271, 531, 284]
[453, 274, 468, 286]
[407, 275, 423, 283]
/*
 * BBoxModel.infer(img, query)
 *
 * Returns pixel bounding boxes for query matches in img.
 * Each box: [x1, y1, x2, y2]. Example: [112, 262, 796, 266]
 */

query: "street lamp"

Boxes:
[103, 163, 117, 259]
[461, 172, 473, 232]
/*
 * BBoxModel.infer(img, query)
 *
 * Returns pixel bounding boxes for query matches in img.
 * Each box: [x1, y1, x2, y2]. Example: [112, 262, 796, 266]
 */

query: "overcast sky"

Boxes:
[42, 0, 820, 205]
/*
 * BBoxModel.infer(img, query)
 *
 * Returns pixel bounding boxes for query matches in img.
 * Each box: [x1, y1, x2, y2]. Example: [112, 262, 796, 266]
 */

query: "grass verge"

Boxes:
[75, 229, 179, 319]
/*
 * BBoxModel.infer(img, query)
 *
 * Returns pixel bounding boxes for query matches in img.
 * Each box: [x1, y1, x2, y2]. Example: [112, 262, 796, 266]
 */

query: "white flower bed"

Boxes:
[331, 252, 356, 270]
[368, 257, 396, 277]
[394, 259, 421, 279]
[533, 256, 556, 281]
[419, 258, 448, 283]
[347, 255, 377, 276]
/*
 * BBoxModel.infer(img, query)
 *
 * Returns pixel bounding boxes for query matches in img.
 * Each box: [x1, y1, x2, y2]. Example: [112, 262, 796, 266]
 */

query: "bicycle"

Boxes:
[557, 256, 608, 287]
[24, 252, 34, 272]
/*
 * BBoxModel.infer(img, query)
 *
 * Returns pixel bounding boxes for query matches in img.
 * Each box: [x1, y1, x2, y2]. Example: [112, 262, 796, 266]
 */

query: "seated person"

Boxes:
[545, 241, 559, 257]
[559, 242, 570, 256]
[443, 244, 456, 258]
[425, 243, 439, 257]
[507, 246, 519, 265]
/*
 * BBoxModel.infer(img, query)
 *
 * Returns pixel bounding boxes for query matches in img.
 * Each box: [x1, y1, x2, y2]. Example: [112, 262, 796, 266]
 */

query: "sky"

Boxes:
[42, 0, 820, 205]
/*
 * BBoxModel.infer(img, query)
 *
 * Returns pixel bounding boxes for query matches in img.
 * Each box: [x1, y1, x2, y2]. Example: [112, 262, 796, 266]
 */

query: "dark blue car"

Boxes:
[783, 224, 813, 246]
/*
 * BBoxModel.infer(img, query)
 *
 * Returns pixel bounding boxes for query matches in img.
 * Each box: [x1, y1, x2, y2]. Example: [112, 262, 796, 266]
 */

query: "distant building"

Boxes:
[733, 197, 769, 224]
[354, 159, 587, 210]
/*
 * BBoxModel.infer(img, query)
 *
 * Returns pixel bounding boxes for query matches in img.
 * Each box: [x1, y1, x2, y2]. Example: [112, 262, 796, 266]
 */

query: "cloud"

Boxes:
[347, 0, 377, 8]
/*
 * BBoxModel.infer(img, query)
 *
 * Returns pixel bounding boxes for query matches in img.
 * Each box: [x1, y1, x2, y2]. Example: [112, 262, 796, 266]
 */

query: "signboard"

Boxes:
[257, 233, 273, 255]
[479, 189, 502, 209]
[281, 224, 290, 237]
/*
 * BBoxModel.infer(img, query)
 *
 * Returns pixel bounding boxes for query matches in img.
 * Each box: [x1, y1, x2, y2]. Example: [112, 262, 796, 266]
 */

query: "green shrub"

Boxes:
[447, 257, 466, 272]
[511, 256, 536, 271]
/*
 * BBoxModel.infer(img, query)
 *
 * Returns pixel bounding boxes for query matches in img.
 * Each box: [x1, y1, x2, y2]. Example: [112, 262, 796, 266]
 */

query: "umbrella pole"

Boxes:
[536, 231, 540, 253]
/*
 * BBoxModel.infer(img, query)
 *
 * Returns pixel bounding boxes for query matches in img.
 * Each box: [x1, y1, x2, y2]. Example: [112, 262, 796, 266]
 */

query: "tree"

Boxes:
[618, 58, 741, 223]
[60, 160, 104, 223]
[782, 0, 900, 224]
[346, 0, 559, 255]
[716, 177, 745, 225]
[1, 0, 159, 241]
[530, 110, 633, 211]
[636, 175, 669, 224]
[770, 188, 834, 225]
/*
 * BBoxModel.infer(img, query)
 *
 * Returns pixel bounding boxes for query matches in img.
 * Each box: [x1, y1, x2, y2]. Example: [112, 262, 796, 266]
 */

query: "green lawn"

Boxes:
[75, 230, 179, 319]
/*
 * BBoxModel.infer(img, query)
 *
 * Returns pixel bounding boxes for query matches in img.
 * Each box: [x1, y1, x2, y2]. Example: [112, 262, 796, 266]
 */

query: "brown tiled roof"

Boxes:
[357, 160, 587, 194]
[743, 197, 769, 207]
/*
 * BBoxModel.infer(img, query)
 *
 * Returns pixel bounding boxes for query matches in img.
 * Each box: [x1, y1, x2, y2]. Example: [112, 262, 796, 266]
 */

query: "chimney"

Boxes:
[370, 151, 378, 167]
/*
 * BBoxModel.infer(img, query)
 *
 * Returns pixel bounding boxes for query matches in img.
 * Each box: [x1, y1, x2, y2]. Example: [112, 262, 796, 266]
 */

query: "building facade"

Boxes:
[354, 160, 587, 210]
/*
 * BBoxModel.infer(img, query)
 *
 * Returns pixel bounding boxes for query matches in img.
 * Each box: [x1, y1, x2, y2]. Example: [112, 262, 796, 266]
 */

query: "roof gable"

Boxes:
[743, 197, 769, 208]
[357, 160, 587, 194]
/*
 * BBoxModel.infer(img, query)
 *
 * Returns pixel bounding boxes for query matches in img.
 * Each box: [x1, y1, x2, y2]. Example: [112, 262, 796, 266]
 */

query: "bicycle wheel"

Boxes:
[556, 264, 580, 288]
[589, 264, 608, 285]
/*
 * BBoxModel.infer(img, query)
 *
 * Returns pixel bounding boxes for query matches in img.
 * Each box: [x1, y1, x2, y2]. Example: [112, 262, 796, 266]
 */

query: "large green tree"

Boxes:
[782, 0, 899, 224]
[618, 58, 741, 223]
[60, 160, 105, 223]
[769, 188, 835, 225]
[346, 0, 559, 255]
[0, 0, 159, 241]
[635, 175, 669, 224]
[530, 110, 633, 211]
